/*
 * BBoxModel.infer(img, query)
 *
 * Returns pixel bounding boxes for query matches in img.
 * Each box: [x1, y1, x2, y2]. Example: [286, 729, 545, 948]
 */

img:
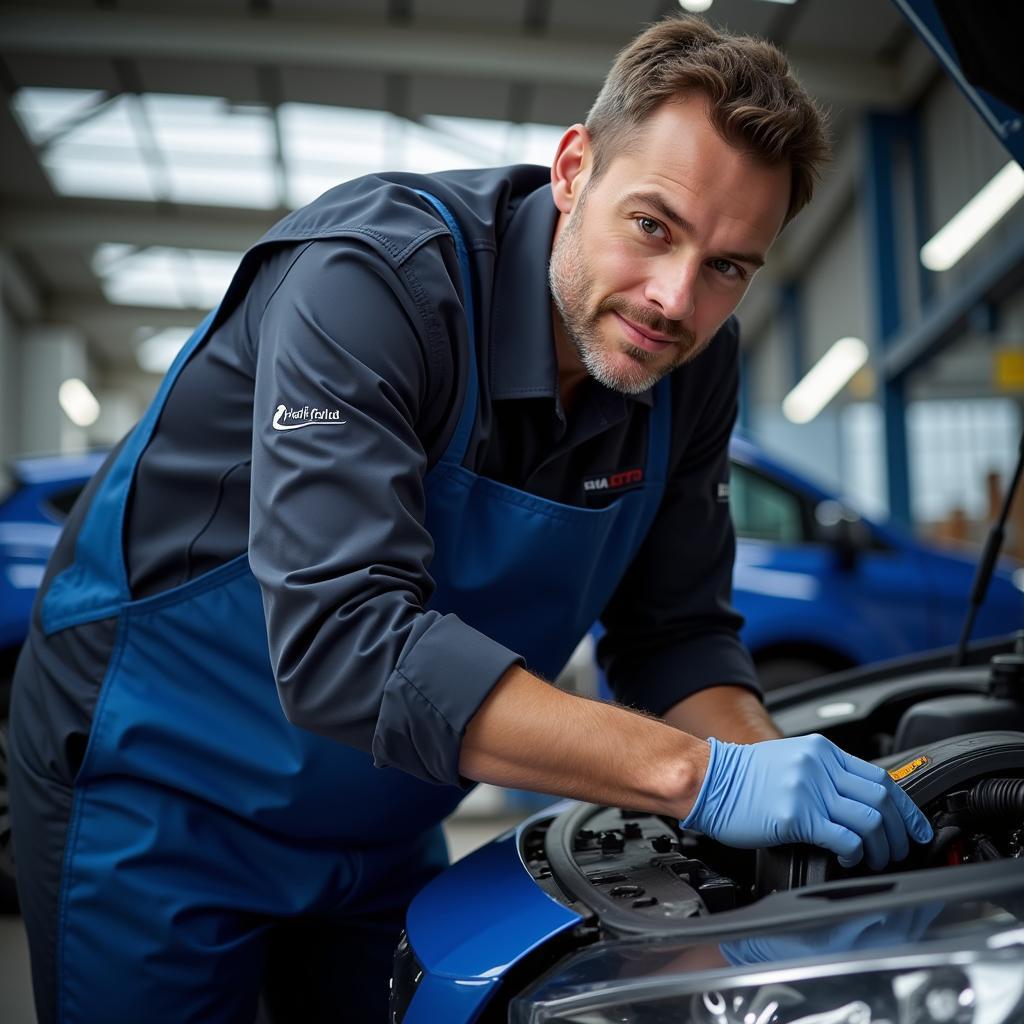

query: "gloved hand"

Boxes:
[720, 901, 944, 967]
[681, 734, 933, 870]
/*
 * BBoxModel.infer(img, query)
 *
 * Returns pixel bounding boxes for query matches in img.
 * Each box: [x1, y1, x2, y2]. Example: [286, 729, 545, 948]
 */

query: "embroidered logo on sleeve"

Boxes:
[716, 482, 730, 502]
[272, 403, 346, 432]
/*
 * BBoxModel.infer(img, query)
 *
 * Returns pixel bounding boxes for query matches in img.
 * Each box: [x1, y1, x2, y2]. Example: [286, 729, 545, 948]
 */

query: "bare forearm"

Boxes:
[663, 685, 782, 743]
[459, 665, 710, 819]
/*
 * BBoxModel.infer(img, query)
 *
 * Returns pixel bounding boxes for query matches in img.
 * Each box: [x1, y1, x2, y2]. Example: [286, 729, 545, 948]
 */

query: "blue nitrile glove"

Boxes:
[681, 735, 934, 870]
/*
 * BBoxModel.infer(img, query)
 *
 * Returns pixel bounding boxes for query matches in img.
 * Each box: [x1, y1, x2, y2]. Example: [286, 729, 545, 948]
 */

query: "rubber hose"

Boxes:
[925, 825, 963, 865]
[967, 777, 1024, 816]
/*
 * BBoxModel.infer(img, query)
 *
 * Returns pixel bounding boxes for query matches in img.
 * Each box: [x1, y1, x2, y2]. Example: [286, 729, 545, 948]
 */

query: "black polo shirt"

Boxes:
[113, 164, 759, 784]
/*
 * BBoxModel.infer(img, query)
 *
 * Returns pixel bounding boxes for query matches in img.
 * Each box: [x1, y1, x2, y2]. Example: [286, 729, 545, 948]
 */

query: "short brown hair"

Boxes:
[586, 15, 830, 225]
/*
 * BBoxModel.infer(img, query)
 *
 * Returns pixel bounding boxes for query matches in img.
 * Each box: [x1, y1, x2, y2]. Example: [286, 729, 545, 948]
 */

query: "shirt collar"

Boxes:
[488, 183, 653, 409]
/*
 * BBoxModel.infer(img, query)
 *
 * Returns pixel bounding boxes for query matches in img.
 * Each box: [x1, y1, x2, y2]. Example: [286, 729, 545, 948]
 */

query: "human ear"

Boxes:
[550, 124, 592, 215]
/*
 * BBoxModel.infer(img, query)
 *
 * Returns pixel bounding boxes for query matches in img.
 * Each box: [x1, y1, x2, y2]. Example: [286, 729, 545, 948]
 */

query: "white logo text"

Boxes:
[272, 403, 346, 431]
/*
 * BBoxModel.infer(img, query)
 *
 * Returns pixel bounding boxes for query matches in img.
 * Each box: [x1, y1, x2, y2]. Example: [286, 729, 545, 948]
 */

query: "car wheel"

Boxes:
[756, 657, 835, 691]
[0, 720, 19, 913]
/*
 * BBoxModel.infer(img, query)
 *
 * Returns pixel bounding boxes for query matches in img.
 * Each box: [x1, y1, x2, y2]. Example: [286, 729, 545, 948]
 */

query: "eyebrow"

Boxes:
[620, 189, 766, 269]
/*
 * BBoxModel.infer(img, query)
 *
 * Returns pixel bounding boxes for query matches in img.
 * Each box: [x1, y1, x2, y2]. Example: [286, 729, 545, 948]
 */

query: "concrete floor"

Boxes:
[0, 913, 34, 1023]
[0, 802, 526, 1024]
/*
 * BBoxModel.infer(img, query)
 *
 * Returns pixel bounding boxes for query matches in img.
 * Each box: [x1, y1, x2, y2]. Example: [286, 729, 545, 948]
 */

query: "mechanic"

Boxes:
[9, 15, 933, 1024]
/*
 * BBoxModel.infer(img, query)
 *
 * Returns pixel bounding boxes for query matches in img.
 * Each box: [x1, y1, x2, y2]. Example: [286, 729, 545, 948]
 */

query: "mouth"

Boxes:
[611, 311, 678, 353]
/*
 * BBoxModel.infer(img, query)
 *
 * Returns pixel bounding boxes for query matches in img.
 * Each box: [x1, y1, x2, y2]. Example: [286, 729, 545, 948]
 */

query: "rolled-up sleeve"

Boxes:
[250, 238, 523, 787]
[597, 320, 760, 716]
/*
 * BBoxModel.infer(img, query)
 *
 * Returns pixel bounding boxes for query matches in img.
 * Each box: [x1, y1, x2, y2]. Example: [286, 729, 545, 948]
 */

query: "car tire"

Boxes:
[756, 657, 835, 691]
[0, 720, 19, 913]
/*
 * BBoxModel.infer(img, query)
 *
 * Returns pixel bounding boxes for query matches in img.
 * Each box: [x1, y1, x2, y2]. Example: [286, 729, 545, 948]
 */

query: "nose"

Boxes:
[644, 258, 697, 322]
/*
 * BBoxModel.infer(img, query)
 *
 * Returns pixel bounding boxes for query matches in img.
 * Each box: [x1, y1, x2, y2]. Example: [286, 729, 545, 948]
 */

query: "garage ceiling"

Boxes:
[0, 0, 934, 385]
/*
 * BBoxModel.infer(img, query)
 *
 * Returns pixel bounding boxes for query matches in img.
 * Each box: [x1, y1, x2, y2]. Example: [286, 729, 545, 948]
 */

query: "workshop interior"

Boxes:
[1, 1, 1024, 1023]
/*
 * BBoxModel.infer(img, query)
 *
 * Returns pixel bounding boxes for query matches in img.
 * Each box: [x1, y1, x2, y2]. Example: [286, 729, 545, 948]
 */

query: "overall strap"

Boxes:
[414, 190, 479, 470]
[41, 310, 220, 635]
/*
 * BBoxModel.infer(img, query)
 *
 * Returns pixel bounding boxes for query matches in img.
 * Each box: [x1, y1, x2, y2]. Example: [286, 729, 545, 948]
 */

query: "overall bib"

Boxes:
[17, 194, 671, 1023]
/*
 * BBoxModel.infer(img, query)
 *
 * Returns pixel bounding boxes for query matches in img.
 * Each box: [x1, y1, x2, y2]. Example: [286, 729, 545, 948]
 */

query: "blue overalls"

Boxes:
[13, 195, 670, 1023]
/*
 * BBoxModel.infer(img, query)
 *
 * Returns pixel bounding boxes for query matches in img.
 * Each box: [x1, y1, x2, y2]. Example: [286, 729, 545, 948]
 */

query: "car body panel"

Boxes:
[403, 804, 583, 1023]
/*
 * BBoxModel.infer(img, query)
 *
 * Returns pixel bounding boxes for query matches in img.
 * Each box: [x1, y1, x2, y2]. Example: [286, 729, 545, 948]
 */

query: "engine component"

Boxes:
[756, 731, 1024, 894]
[893, 646, 1024, 749]
[540, 804, 749, 934]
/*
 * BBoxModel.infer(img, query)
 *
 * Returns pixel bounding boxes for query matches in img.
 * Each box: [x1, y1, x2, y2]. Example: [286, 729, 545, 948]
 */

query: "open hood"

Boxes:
[893, 0, 1024, 165]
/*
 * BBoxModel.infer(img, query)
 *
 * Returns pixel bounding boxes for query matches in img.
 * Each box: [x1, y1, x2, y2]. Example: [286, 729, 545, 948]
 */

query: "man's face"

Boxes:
[549, 97, 792, 395]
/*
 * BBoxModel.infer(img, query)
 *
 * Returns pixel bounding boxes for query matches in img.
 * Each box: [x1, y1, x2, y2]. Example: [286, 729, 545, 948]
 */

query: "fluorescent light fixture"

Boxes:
[58, 378, 100, 427]
[921, 161, 1024, 271]
[782, 337, 869, 424]
[136, 327, 194, 374]
[678, 0, 714, 11]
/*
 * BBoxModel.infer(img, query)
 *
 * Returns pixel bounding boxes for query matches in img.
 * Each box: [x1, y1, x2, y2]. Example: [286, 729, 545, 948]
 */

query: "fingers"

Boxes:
[834, 773, 910, 865]
[840, 752, 934, 845]
[808, 817, 863, 867]
[826, 794, 891, 870]
[884, 775, 934, 844]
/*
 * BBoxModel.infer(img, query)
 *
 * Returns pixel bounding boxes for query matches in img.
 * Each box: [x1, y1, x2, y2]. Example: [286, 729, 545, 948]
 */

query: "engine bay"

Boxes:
[521, 640, 1024, 934]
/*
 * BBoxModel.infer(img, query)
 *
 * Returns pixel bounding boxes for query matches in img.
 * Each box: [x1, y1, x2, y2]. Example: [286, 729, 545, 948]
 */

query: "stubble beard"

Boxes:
[548, 191, 699, 396]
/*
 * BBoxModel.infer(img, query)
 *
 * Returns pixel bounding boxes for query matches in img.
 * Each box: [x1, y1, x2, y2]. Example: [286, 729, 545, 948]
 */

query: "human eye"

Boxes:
[709, 257, 746, 281]
[634, 215, 667, 240]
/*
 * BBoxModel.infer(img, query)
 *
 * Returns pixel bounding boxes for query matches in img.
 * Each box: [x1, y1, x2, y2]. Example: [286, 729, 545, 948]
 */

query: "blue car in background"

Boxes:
[0, 451, 107, 676]
[729, 435, 1023, 687]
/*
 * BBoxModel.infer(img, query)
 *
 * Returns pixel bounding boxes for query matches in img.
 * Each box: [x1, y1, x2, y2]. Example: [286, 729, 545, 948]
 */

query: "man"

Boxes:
[10, 15, 932, 1023]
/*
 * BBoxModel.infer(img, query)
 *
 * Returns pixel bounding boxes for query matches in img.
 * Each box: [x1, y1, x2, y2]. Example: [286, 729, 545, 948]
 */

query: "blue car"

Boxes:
[729, 436, 1024, 687]
[0, 451, 107, 668]
[391, 636, 1024, 1024]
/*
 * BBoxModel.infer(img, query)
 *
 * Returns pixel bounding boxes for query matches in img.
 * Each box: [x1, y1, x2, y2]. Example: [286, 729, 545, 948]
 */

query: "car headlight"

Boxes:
[509, 936, 1024, 1024]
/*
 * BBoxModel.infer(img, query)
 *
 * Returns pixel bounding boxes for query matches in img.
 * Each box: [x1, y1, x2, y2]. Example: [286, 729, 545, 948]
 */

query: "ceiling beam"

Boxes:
[0, 7, 906, 106]
[0, 198, 276, 251]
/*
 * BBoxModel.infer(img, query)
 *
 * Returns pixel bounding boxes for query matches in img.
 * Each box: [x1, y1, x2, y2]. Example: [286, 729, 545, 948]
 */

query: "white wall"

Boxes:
[20, 326, 91, 455]
[802, 204, 870, 365]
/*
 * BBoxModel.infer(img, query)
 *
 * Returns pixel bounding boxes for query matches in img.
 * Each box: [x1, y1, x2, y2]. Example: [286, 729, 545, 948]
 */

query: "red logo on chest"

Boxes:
[582, 467, 644, 494]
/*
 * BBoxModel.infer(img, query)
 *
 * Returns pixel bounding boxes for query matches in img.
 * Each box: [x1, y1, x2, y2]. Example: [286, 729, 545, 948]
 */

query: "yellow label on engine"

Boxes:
[888, 756, 929, 782]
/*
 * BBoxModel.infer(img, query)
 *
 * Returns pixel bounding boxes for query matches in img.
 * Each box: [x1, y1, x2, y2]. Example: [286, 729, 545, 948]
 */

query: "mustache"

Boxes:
[597, 297, 694, 347]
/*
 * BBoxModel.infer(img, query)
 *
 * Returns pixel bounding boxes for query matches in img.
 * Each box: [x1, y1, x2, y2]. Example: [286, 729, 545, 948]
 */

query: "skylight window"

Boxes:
[92, 244, 242, 309]
[12, 87, 107, 142]
[14, 88, 278, 208]
[26, 92, 157, 202]
[143, 94, 278, 208]
[13, 87, 566, 211]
